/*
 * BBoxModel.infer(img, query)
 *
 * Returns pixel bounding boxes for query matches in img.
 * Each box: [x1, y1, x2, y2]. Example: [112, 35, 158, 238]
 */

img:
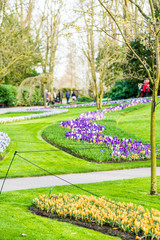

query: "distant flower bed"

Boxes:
[59, 99, 151, 161]
[0, 109, 68, 124]
[33, 193, 160, 239]
[52, 97, 152, 109]
[0, 132, 10, 153]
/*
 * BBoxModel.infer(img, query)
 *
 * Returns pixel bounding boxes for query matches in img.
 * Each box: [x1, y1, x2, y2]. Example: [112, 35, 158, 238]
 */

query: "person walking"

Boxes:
[72, 91, 76, 101]
[142, 79, 150, 97]
[138, 83, 143, 97]
[58, 90, 63, 104]
[48, 92, 51, 104]
[144, 79, 150, 97]
[66, 90, 70, 104]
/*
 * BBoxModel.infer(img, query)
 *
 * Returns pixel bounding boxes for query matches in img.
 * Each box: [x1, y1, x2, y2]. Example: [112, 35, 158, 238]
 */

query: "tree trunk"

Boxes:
[123, 0, 129, 37]
[134, 0, 138, 38]
[150, 16, 160, 194]
[93, 79, 98, 107]
[98, 76, 103, 109]
[98, 94, 103, 109]
[150, 84, 158, 195]
[43, 83, 47, 108]
[150, 27, 160, 194]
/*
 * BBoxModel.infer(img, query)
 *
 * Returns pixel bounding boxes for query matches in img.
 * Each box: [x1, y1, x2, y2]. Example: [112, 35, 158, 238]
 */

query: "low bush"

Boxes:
[0, 84, 17, 106]
[78, 95, 93, 103]
[103, 92, 109, 98]
[109, 79, 139, 100]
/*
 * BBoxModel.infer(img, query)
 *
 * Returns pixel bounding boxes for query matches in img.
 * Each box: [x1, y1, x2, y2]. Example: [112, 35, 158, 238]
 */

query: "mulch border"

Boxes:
[29, 205, 138, 240]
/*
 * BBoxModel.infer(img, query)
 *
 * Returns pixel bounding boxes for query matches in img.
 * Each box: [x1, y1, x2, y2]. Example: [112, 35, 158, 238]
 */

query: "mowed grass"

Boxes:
[0, 102, 160, 178]
[0, 177, 160, 240]
[118, 104, 160, 151]
[0, 111, 44, 118]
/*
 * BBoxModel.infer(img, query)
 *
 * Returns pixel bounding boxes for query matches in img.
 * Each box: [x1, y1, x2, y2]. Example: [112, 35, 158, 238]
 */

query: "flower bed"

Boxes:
[0, 109, 68, 124]
[0, 132, 10, 154]
[33, 193, 160, 239]
[52, 97, 152, 109]
[59, 99, 151, 161]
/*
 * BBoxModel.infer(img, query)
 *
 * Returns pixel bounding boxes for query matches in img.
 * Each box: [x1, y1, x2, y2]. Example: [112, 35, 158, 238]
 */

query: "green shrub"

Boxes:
[78, 95, 93, 102]
[17, 87, 43, 106]
[0, 84, 17, 106]
[109, 79, 139, 100]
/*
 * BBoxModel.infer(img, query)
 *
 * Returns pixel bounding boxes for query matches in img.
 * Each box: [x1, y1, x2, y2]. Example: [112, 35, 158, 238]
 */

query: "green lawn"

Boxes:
[0, 103, 160, 178]
[118, 104, 160, 150]
[0, 177, 160, 240]
[0, 111, 44, 118]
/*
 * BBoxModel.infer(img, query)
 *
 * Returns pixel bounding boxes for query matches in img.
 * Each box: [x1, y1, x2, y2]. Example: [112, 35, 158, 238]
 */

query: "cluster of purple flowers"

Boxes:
[59, 99, 151, 161]
[102, 98, 151, 114]
[79, 111, 105, 121]
[103, 136, 150, 160]
[53, 97, 152, 109]
[0, 132, 10, 153]
[60, 118, 105, 143]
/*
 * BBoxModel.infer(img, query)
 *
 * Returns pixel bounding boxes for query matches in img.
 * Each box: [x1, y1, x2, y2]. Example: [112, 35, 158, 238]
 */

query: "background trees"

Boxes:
[0, 0, 42, 86]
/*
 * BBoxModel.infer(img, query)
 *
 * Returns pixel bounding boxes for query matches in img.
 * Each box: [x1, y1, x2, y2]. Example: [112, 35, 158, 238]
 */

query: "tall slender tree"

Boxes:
[98, 0, 160, 195]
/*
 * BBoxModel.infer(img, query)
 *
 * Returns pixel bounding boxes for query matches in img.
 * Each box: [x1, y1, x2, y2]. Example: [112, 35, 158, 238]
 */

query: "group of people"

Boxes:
[45, 89, 79, 105]
[45, 89, 63, 105]
[139, 79, 150, 97]
[65, 90, 78, 104]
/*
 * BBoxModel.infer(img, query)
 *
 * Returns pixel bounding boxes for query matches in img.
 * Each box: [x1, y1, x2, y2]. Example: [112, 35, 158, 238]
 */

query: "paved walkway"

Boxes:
[1, 167, 160, 192]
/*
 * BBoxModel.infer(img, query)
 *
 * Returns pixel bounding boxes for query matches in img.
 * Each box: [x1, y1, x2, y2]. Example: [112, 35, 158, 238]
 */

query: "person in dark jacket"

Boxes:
[66, 90, 70, 104]
[72, 91, 76, 101]
[58, 90, 63, 104]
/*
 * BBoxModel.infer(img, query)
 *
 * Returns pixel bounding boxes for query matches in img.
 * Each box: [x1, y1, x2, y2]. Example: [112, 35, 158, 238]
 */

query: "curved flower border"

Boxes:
[59, 98, 151, 161]
[52, 97, 153, 109]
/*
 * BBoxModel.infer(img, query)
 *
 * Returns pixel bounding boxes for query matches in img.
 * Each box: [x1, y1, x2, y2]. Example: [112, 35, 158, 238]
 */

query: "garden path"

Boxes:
[1, 167, 160, 192]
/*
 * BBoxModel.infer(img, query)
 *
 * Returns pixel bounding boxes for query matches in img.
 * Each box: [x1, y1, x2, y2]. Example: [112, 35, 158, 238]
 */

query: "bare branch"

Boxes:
[98, 0, 154, 85]
[128, 0, 151, 21]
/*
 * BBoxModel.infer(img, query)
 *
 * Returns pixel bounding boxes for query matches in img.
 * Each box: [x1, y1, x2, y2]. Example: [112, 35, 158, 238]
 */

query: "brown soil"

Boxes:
[42, 134, 152, 164]
[29, 205, 138, 240]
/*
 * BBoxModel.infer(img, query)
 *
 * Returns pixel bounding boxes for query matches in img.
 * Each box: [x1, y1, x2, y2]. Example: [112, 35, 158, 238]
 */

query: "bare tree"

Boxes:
[39, 0, 64, 98]
[78, 0, 102, 108]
